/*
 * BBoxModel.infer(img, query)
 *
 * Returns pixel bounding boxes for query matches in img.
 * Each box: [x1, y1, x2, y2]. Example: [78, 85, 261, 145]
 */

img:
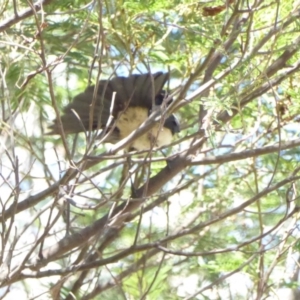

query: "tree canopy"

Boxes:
[1, 0, 300, 299]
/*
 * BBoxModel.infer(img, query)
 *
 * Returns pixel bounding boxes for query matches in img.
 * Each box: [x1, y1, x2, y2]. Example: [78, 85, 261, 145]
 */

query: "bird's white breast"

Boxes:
[116, 107, 173, 151]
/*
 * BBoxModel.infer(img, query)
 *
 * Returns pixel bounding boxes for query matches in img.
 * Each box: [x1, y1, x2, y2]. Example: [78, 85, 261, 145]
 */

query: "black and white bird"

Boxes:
[48, 72, 180, 151]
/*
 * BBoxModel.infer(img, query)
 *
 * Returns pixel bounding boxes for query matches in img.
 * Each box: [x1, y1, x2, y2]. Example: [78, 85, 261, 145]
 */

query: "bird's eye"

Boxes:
[155, 94, 164, 105]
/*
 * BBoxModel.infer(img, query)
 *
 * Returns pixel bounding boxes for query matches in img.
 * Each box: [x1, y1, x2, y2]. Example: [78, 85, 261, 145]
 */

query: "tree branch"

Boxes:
[0, 0, 54, 32]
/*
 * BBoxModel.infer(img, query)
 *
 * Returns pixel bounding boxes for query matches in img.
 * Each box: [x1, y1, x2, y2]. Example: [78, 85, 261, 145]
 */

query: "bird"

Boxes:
[48, 72, 180, 151]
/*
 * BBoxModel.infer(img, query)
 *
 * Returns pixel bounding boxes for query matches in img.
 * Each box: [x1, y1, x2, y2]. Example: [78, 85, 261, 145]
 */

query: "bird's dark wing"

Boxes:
[48, 90, 108, 134]
[48, 72, 169, 135]
[85, 72, 169, 108]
